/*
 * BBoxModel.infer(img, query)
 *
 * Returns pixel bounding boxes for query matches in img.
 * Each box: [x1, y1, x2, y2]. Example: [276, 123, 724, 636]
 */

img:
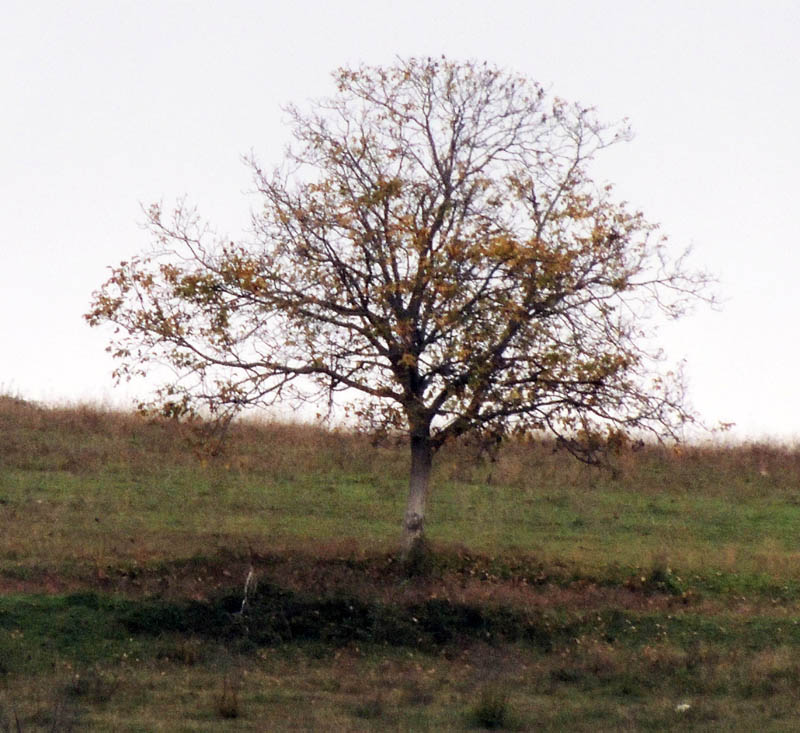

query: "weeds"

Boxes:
[352, 694, 385, 719]
[0, 702, 21, 733]
[215, 676, 240, 720]
[643, 553, 686, 595]
[155, 637, 205, 665]
[468, 686, 513, 729]
[0, 693, 77, 733]
[65, 667, 120, 704]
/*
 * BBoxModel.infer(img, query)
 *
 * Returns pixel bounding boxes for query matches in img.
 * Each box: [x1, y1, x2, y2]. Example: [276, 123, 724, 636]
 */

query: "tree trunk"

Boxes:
[403, 430, 432, 554]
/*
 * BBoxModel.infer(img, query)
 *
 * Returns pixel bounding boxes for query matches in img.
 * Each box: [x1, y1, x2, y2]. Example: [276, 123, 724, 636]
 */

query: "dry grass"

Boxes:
[5, 396, 800, 729]
[4, 393, 800, 493]
[6, 639, 800, 731]
[4, 395, 800, 578]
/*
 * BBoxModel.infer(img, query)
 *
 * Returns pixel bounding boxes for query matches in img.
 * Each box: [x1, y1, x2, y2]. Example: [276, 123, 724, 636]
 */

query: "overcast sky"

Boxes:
[2, 0, 798, 440]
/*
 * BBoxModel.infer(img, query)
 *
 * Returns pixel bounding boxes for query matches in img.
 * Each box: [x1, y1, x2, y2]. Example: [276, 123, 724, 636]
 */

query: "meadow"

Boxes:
[2, 393, 800, 730]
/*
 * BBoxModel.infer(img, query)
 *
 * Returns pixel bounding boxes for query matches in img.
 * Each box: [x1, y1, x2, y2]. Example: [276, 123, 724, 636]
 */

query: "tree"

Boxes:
[86, 57, 712, 553]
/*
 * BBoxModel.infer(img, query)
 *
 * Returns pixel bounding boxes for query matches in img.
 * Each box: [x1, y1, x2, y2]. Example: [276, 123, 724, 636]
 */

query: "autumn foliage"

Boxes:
[87, 58, 712, 549]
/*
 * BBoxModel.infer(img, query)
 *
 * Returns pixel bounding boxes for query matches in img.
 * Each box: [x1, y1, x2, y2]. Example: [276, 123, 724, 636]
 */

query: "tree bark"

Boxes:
[403, 430, 432, 554]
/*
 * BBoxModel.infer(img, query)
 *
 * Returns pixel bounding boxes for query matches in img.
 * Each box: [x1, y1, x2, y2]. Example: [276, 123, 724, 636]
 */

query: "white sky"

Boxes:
[2, 0, 798, 440]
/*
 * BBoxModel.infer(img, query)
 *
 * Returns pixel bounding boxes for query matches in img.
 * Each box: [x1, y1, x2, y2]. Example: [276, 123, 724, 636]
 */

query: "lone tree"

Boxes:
[87, 57, 712, 552]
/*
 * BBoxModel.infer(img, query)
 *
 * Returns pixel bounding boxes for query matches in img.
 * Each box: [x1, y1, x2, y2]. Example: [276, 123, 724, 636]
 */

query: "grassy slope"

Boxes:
[3, 395, 800, 730]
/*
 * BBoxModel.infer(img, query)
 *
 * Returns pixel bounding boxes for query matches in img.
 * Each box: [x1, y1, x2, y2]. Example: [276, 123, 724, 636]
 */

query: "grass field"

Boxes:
[3, 394, 800, 730]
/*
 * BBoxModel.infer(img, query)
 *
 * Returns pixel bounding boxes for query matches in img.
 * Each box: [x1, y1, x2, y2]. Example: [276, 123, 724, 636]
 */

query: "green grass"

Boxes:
[4, 396, 800, 729]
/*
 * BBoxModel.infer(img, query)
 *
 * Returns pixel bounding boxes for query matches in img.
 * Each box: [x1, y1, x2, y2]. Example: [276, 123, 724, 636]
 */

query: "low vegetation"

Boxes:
[2, 394, 800, 729]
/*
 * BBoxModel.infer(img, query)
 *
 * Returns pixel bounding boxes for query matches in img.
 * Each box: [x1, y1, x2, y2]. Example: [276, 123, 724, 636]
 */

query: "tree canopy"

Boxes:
[87, 57, 713, 550]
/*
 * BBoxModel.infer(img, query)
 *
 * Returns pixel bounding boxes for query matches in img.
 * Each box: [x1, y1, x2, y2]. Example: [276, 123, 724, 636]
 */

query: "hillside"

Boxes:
[2, 396, 800, 730]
